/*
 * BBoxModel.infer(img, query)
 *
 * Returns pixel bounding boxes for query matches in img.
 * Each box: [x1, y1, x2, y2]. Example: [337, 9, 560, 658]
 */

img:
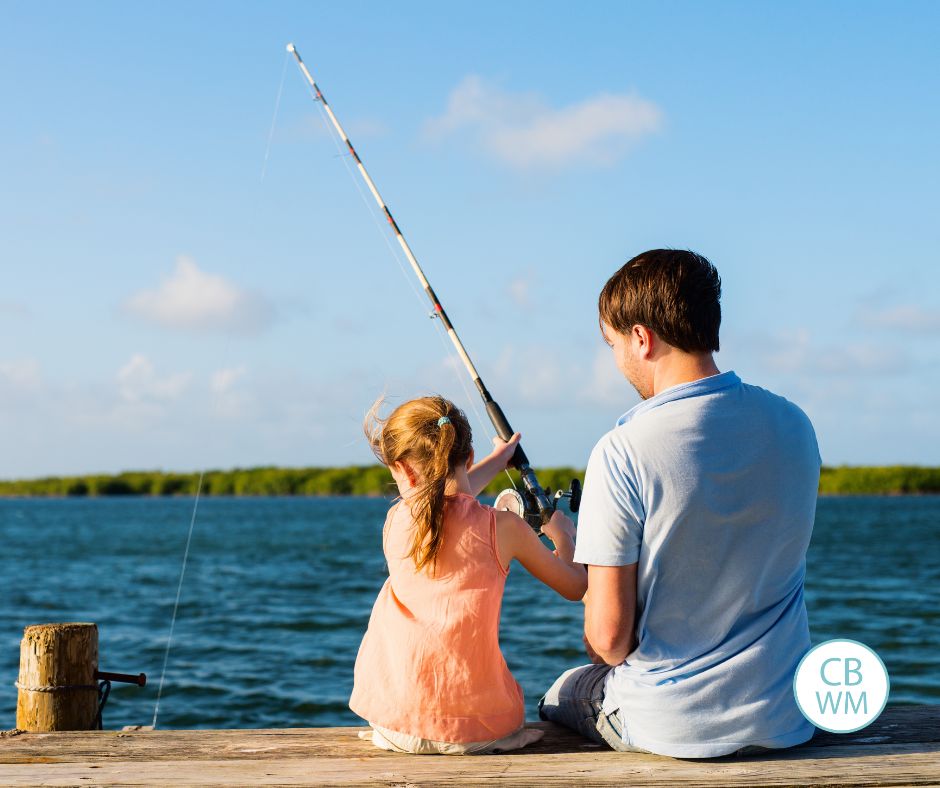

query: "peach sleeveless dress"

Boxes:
[349, 493, 526, 744]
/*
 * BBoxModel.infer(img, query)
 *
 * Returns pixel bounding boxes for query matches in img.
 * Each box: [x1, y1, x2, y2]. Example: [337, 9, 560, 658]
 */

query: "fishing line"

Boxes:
[312, 102, 515, 489]
[329, 111, 514, 490]
[300, 67, 510, 476]
[151, 470, 204, 728]
[288, 43, 563, 525]
[150, 50, 288, 712]
[151, 68, 286, 717]
[149, 152, 255, 726]
[148, 293, 247, 728]
[261, 50, 290, 182]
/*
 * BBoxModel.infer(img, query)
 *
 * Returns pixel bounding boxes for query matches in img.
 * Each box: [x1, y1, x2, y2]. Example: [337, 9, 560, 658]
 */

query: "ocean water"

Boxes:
[1, 495, 937, 730]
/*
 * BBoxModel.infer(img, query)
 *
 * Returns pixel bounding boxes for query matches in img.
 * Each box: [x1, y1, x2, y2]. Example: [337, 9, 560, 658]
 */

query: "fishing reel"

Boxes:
[494, 478, 581, 533]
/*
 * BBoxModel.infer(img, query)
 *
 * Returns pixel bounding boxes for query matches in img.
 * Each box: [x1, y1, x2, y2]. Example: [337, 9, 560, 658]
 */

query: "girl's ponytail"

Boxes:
[365, 396, 472, 572]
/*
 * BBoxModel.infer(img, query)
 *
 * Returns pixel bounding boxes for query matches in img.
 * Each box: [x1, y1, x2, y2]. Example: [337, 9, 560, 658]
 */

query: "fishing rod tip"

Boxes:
[286, 42, 295, 53]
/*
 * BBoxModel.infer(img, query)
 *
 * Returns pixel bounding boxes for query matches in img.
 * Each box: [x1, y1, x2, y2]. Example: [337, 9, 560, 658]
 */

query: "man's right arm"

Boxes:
[575, 433, 644, 666]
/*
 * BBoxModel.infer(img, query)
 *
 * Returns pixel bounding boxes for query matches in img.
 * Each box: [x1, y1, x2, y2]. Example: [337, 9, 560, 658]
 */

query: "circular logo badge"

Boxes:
[793, 639, 890, 733]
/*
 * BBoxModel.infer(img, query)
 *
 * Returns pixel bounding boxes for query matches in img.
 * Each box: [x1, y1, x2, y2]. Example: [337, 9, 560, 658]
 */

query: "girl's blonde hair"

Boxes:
[365, 395, 473, 572]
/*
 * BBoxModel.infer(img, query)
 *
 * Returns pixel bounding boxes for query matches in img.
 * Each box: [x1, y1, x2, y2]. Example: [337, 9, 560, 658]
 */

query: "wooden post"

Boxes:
[16, 623, 99, 731]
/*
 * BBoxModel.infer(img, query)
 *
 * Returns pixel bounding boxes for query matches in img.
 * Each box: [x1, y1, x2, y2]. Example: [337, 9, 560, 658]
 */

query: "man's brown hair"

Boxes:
[598, 249, 721, 353]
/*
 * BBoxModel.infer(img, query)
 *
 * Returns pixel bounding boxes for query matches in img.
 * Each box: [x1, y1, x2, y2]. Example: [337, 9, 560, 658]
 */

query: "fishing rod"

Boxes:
[286, 43, 579, 530]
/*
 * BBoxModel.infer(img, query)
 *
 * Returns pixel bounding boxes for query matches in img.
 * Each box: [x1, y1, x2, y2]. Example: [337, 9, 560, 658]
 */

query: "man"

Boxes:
[539, 249, 820, 758]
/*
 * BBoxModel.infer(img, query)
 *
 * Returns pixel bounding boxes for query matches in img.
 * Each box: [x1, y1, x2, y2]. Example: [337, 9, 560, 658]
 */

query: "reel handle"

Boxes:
[553, 478, 582, 513]
[570, 478, 582, 511]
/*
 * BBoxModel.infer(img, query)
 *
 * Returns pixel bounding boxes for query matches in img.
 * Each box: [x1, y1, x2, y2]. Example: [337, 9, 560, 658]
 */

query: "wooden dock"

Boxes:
[1, 704, 937, 786]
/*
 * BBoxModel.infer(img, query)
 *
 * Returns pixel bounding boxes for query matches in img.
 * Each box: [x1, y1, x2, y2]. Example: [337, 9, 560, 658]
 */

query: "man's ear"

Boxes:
[632, 324, 656, 359]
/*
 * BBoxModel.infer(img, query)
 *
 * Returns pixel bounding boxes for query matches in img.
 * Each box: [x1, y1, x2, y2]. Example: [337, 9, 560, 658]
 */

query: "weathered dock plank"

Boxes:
[0, 744, 937, 787]
[1, 704, 937, 786]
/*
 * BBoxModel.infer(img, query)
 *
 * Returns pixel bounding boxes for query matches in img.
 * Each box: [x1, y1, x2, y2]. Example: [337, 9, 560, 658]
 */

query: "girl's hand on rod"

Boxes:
[489, 432, 521, 470]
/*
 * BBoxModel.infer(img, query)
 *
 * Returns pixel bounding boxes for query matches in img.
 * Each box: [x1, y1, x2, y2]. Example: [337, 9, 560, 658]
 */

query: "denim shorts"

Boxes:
[538, 663, 644, 752]
[538, 663, 772, 757]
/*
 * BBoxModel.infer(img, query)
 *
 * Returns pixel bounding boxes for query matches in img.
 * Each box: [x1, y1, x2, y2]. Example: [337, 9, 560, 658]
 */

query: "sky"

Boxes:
[1, 1, 939, 478]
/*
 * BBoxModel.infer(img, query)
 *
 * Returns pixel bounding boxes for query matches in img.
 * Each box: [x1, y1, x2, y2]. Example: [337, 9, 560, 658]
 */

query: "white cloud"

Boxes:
[0, 359, 44, 410]
[507, 275, 532, 309]
[811, 344, 909, 376]
[123, 256, 275, 335]
[210, 365, 251, 419]
[117, 354, 191, 403]
[0, 359, 41, 392]
[210, 365, 247, 394]
[583, 347, 634, 406]
[0, 301, 30, 319]
[487, 344, 568, 407]
[347, 117, 389, 138]
[861, 304, 940, 334]
[732, 329, 910, 378]
[425, 75, 663, 169]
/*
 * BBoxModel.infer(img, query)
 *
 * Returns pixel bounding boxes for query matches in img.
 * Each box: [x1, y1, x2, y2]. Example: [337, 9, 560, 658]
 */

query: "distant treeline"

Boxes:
[0, 466, 583, 498]
[0, 465, 938, 498]
[818, 466, 940, 495]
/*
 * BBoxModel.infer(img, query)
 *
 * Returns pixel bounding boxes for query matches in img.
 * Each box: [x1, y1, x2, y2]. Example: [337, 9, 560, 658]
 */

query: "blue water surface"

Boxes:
[0, 496, 937, 729]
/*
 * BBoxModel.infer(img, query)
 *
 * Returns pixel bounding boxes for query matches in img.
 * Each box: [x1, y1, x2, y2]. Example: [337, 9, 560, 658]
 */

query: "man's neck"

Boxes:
[651, 353, 721, 397]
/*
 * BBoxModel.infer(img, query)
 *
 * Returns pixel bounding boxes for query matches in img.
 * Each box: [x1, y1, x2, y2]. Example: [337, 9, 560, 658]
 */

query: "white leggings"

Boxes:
[361, 722, 544, 755]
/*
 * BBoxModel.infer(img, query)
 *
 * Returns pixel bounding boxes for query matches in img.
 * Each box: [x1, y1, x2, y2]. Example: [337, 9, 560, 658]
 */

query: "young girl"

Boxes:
[349, 395, 587, 755]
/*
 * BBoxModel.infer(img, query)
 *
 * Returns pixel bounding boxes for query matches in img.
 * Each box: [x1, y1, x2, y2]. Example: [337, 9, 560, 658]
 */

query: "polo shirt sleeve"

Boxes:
[573, 431, 644, 566]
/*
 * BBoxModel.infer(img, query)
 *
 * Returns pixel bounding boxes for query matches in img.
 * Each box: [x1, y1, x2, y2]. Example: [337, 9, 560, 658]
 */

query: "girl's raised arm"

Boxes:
[467, 433, 521, 496]
[496, 510, 587, 601]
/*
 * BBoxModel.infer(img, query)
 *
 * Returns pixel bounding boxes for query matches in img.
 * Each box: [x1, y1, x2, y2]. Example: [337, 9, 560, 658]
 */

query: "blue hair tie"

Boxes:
[437, 416, 451, 427]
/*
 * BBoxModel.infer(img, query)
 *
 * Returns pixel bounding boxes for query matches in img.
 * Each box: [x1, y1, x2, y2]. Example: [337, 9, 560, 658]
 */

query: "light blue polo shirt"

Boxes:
[574, 370, 821, 758]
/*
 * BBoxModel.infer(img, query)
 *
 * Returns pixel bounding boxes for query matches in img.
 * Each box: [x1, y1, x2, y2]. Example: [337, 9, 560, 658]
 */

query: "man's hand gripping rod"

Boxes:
[286, 43, 579, 531]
